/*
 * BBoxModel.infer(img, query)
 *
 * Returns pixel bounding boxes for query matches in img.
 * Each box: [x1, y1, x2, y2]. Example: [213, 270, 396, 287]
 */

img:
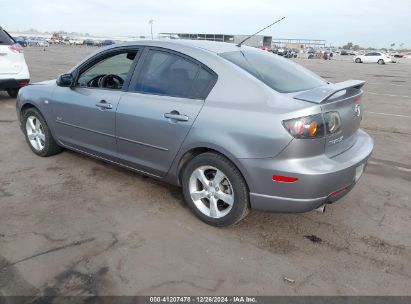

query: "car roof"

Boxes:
[114, 39, 243, 54]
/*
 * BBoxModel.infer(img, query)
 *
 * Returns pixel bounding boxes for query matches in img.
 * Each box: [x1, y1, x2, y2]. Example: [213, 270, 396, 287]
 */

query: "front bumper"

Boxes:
[240, 129, 373, 212]
[0, 79, 30, 90]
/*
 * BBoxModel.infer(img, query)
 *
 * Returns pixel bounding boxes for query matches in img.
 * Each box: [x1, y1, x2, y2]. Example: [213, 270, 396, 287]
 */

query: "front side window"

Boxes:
[220, 48, 326, 93]
[135, 50, 201, 98]
[77, 51, 137, 90]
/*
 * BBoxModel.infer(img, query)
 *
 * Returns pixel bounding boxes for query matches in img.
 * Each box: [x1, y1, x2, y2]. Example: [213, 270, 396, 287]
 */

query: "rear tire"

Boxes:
[355, 58, 362, 63]
[378, 59, 385, 65]
[6, 88, 19, 98]
[22, 108, 63, 157]
[181, 152, 250, 227]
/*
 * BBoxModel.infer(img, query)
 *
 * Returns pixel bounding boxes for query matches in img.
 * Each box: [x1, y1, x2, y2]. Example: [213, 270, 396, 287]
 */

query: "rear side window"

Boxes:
[0, 28, 15, 45]
[135, 50, 214, 99]
[191, 68, 216, 99]
[220, 48, 326, 93]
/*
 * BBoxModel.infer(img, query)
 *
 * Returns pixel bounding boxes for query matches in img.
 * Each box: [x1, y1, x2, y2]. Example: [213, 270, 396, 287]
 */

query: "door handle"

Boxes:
[95, 100, 113, 110]
[164, 111, 189, 122]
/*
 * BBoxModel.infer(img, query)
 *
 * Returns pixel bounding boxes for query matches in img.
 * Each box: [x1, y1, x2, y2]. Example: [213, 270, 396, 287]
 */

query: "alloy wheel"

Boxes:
[188, 165, 234, 219]
[26, 115, 46, 151]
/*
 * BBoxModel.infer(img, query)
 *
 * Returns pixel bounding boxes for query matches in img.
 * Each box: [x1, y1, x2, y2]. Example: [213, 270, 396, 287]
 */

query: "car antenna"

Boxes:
[236, 17, 286, 47]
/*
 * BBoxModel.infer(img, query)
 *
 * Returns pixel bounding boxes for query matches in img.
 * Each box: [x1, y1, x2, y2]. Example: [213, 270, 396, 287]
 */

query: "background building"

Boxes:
[159, 33, 326, 49]
[272, 38, 326, 49]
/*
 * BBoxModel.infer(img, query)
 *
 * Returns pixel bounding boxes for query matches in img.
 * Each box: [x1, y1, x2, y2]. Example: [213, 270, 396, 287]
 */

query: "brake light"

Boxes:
[282, 114, 325, 139]
[9, 43, 23, 53]
[353, 96, 361, 104]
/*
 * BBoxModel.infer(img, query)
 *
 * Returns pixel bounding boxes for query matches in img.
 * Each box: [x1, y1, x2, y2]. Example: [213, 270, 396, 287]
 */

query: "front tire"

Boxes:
[181, 152, 250, 227]
[355, 58, 362, 63]
[378, 59, 385, 65]
[22, 108, 63, 157]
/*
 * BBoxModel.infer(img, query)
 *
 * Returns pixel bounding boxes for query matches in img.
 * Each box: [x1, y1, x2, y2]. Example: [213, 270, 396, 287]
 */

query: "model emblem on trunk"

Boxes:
[329, 136, 344, 145]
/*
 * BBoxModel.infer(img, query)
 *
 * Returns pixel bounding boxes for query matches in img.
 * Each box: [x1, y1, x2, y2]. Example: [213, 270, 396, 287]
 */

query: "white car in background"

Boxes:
[353, 52, 392, 64]
[0, 26, 30, 97]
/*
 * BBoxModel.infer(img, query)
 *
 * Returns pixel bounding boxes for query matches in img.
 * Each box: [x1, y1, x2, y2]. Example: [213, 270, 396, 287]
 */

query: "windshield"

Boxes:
[220, 48, 327, 93]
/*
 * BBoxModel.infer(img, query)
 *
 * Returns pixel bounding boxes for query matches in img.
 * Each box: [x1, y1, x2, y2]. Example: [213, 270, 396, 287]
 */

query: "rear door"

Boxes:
[116, 48, 217, 177]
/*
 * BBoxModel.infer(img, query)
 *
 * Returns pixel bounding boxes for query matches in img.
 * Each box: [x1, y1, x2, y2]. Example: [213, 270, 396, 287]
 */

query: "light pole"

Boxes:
[148, 19, 154, 40]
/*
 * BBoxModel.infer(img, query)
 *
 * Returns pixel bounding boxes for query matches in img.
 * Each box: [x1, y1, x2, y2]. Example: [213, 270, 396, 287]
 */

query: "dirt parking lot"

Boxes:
[1, 45, 410, 296]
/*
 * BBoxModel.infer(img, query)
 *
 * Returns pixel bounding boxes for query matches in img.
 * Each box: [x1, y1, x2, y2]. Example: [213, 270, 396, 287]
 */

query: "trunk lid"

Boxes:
[294, 80, 365, 157]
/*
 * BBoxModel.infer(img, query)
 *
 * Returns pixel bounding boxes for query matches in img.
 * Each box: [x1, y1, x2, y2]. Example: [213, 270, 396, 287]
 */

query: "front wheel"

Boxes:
[355, 58, 362, 63]
[23, 108, 63, 157]
[181, 152, 250, 227]
[377, 59, 385, 65]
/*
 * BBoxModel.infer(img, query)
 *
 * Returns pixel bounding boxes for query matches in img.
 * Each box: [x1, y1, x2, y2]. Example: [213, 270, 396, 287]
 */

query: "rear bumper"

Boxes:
[241, 129, 373, 212]
[0, 79, 30, 90]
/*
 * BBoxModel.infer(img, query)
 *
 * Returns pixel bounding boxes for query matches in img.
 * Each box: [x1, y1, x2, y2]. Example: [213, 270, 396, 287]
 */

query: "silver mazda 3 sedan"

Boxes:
[16, 40, 373, 226]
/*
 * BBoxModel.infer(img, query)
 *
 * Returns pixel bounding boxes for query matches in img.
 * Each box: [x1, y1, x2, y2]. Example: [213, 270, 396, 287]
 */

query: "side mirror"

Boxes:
[56, 73, 74, 87]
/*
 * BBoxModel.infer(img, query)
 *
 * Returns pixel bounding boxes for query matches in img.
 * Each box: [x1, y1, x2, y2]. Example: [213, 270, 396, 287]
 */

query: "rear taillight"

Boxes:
[282, 114, 325, 139]
[9, 43, 23, 53]
[283, 111, 342, 139]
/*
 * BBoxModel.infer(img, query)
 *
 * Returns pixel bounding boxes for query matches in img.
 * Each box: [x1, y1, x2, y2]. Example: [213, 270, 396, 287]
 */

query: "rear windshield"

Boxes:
[0, 28, 15, 45]
[220, 48, 326, 93]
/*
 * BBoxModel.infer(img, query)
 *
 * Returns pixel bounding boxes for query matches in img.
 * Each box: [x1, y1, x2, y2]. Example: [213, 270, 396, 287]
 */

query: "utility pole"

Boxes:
[148, 19, 154, 40]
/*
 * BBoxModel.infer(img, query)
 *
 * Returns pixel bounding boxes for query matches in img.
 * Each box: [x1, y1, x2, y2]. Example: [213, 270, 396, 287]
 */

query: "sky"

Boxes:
[1, 0, 410, 48]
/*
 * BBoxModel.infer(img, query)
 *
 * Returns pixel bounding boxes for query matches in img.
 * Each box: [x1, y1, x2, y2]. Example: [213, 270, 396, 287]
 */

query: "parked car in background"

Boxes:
[340, 50, 349, 55]
[37, 39, 49, 47]
[15, 40, 373, 226]
[277, 48, 286, 56]
[283, 49, 298, 58]
[102, 40, 116, 46]
[354, 52, 392, 64]
[390, 52, 403, 58]
[72, 39, 83, 45]
[14, 37, 28, 47]
[83, 39, 95, 46]
[0, 26, 30, 97]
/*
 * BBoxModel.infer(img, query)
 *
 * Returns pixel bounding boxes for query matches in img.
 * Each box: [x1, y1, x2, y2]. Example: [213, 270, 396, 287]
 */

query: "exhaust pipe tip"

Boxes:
[314, 205, 326, 213]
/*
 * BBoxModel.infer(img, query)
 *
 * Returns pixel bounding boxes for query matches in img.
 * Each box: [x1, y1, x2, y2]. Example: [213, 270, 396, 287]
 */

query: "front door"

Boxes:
[51, 49, 139, 159]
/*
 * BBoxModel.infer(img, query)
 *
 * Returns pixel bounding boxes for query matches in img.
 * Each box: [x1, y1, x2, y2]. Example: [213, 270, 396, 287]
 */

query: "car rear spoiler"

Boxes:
[294, 80, 366, 104]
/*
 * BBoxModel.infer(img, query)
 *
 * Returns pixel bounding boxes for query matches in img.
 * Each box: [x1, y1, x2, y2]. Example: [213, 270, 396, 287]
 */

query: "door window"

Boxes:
[77, 51, 138, 90]
[191, 67, 216, 99]
[134, 50, 201, 98]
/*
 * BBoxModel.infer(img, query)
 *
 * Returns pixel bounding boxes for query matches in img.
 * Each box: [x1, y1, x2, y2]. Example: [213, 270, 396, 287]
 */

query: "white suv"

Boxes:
[0, 27, 30, 98]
